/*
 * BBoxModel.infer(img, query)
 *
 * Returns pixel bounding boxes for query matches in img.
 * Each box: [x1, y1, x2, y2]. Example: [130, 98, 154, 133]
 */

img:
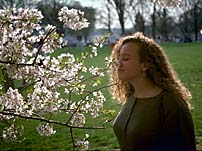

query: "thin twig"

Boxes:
[19, 77, 41, 93]
[0, 28, 56, 67]
[66, 83, 117, 124]
[70, 127, 76, 151]
[32, 28, 56, 65]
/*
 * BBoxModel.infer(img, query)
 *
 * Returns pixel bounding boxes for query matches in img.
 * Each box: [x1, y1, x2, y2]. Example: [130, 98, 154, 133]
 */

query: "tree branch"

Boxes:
[32, 28, 56, 65]
[0, 111, 107, 130]
[19, 77, 41, 93]
[66, 83, 117, 124]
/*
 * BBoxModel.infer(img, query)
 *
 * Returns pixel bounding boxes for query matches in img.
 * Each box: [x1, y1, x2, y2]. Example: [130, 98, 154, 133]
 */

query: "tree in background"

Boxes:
[107, 0, 127, 35]
[192, 0, 202, 41]
[36, 0, 65, 34]
[0, 0, 36, 9]
[150, 7, 175, 41]
[176, 0, 202, 42]
[126, 0, 150, 34]
[151, 1, 157, 39]
[192, 0, 200, 41]
[36, 0, 96, 40]
[102, 0, 186, 39]
[135, 12, 145, 33]
[179, 0, 202, 41]
[97, 0, 114, 33]
[162, 7, 168, 40]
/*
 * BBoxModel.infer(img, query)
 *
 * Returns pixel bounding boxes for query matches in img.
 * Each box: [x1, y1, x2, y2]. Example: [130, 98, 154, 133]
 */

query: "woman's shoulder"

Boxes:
[163, 90, 180, 99]
[162, 90, 190, 115]
[162, 90, 186, 103]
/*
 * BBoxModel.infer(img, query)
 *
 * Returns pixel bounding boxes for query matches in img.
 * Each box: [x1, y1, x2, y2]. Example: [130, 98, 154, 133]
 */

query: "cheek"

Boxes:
[128, 61, 141, 69]
[123, 62, 142, 74]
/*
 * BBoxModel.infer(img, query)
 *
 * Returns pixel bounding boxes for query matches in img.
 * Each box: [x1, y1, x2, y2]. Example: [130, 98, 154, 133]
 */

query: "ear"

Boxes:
[141, 63, 148, 72]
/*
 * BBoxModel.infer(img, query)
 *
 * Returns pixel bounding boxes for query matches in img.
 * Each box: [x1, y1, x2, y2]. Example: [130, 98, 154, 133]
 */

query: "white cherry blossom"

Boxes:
[37, 123, 56, 136]
[0, 7, 111, 150]
[58, 7, 89, 30]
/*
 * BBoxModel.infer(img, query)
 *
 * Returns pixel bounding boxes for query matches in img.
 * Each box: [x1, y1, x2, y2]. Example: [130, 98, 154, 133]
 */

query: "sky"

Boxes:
[72, 0, 123, 29]
[70, 0, 138, 29]
[76, 0, 104, 8]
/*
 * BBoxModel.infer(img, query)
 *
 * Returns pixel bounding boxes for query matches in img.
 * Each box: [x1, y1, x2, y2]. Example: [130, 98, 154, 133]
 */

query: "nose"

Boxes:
[115, 59, 122, 68]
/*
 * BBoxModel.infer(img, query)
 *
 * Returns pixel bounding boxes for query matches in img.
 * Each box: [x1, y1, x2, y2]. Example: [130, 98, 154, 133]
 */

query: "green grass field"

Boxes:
[0, 42, 202, 151]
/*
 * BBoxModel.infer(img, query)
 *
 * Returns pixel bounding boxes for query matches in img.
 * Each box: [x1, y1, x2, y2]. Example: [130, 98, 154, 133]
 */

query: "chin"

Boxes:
[118, 76, 129, 82]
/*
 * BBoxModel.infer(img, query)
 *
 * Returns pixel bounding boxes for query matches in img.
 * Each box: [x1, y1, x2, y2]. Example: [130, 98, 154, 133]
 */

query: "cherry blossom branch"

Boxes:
[0, 7, 112, 150]
[0, 111, 109, 130]
[0, 28, 56, 67]
[19, 77, 42, 93]
[66, 83, 117, 124]
[79, 62, 112, 85]
[32, 28, 56, 65]
[70, 127, 76, 150]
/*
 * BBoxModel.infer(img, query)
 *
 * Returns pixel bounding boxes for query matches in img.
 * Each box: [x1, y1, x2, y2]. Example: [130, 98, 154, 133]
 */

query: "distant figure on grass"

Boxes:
[110, 32, 196, 151]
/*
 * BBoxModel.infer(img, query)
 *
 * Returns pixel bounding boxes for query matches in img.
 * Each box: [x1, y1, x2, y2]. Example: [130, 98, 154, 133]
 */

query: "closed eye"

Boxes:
[123, 56, 129, 61]
[117, 54, 130, 62]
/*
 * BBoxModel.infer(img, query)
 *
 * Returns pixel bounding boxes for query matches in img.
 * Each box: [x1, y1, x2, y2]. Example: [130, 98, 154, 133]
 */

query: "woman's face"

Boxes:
[116, 42, 146, 82]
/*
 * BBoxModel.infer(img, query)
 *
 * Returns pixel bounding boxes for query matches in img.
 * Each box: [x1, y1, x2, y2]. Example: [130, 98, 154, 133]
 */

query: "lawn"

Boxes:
[0, 42, 202, 151]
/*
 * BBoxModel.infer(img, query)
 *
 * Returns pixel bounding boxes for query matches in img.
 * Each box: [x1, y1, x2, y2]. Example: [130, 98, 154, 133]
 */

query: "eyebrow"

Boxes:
[119, 53, 130, 57]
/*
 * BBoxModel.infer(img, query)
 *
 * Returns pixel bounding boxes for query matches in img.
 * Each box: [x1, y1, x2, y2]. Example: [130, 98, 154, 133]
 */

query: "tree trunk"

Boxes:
[106, 1, 112, 33]
[152, 2, 156, 39]
[193, 3, 198, 41]
[163, 8, 168, 41]
[184, 0, 189, 39]
[114, 0, 125, 35]
[120, 17, 125, 35]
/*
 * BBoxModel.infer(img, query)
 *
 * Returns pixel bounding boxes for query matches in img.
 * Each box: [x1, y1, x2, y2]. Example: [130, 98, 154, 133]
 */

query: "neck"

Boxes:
[130, 77, 163, 98]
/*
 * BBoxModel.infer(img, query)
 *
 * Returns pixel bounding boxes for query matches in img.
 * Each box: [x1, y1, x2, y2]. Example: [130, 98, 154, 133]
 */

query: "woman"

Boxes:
[110, 32, 196, 151]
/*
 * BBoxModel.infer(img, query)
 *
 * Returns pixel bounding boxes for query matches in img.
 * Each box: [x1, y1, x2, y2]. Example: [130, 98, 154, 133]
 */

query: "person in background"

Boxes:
[110, 32, 196, 151]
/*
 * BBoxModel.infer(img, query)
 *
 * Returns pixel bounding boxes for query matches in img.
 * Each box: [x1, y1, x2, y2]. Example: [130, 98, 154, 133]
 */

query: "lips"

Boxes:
[118, 69, 124, 72]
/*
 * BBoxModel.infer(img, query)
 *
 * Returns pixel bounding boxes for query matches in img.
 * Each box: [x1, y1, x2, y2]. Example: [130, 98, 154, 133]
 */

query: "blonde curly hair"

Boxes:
[110, 32, 192, 106]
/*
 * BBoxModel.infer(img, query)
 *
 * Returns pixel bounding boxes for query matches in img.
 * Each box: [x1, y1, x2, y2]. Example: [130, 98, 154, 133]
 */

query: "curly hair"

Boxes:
[110, 32, 192, 106]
